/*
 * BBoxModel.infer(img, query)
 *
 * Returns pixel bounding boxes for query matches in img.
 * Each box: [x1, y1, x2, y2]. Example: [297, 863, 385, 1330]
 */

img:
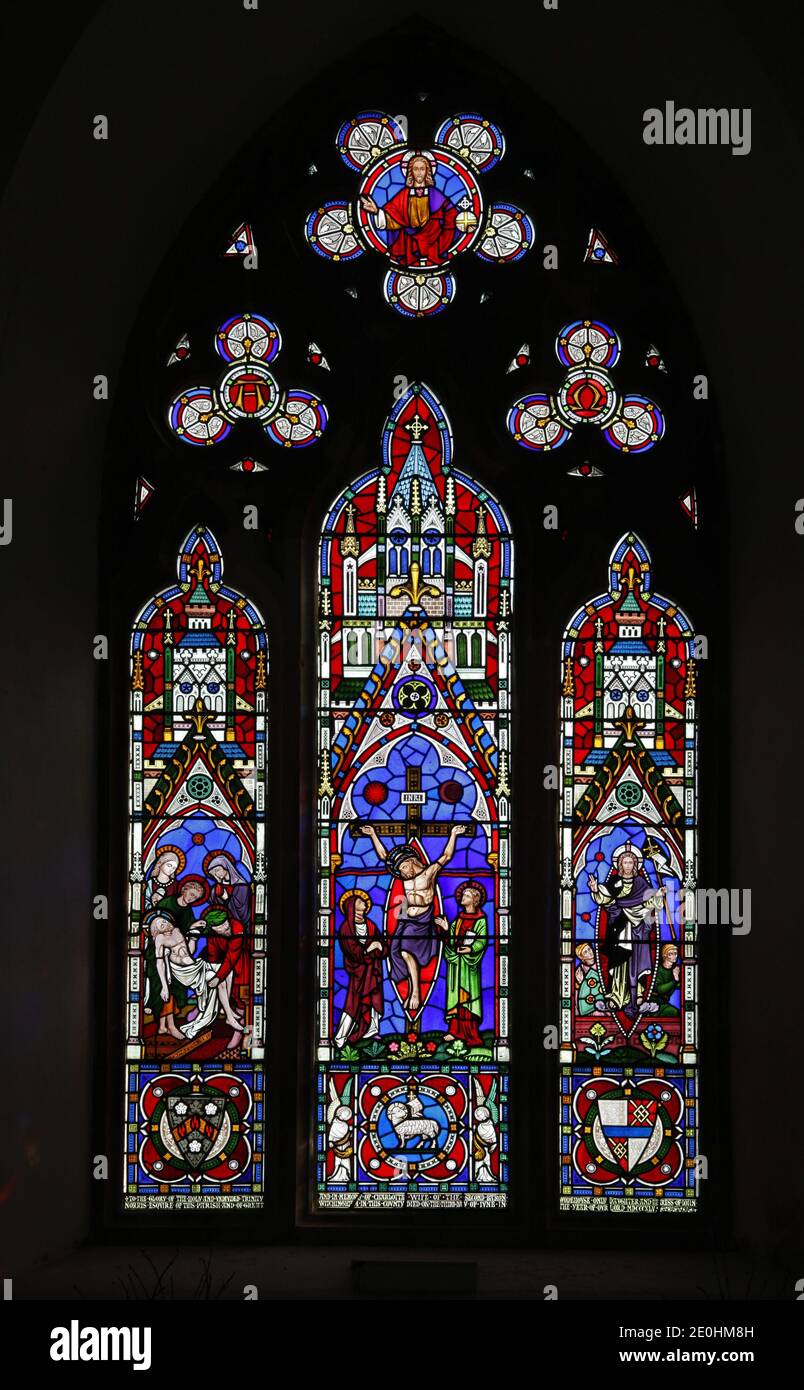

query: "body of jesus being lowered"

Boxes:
[358, 822, 468, 1012]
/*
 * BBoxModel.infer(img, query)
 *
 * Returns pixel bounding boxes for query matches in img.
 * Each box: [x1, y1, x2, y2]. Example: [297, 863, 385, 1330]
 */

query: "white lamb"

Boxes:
[387, 1096, 439, 1149]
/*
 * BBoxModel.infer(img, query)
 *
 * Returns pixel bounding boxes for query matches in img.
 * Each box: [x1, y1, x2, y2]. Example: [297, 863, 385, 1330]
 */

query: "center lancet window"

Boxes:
[314, 383, 513, 1209]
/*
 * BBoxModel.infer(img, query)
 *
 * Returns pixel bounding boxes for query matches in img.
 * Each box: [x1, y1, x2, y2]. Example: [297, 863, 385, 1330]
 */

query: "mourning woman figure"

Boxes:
[334, 889, 386, 1048]
[202, 849, 252, 1040]
[203, 849, 252, 930]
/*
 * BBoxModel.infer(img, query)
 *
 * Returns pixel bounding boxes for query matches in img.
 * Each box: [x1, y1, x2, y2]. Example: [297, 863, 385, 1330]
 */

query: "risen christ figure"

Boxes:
[360, 152, 460, 269]
[359, 822, 468, 1012]
[588, 845, 663, 1017]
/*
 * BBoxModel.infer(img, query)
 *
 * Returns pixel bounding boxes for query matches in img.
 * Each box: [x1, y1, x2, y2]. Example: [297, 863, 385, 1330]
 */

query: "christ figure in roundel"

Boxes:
[360, 151, 461, 268]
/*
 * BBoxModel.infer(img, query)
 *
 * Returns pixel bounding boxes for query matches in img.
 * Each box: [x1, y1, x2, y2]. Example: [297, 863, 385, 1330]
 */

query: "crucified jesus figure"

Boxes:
[359, 822, 468, 1013]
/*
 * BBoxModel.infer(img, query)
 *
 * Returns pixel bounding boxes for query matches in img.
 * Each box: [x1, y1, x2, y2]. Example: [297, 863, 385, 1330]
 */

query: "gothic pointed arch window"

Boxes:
[559, 533, 698, 1212]
[315, 384, 512, 1208]
[100, 20, 724, 1240]
[124, 526, 268, 1209]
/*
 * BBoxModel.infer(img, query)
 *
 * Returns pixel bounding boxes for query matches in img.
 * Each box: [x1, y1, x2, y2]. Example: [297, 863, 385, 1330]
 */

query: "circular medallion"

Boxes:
[186, 772, 214, 802]
[602, 395, 666, 453]
[475, 202, 534, 264]
[305, 201, 364, 262]
[264, 390, 328, 448]
[507, 393, 571, 451]
[216, 362, 280, 423]
[572, 1077, 684, 1188]
[337, 111, 406, 171]
[383, 268, 455, 317]
[137, 1073, 253, 1185]
[357, 146, 483, 270]
[360, 1075, 467, 1179]
[393, 675, 436, 715]
[556, 319, 621, 370]
[556, 367, 620, 426]
[433, 113, 506, 171]
[215, 312, 282, 364]
[615, 781, 643, 808]
[169, 387, 232, 446]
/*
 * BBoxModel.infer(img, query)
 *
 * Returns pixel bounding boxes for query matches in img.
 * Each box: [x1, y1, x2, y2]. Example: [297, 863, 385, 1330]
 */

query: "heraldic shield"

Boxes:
[138, 1072, 254, 1185]
[572, 1075, 685, 1187]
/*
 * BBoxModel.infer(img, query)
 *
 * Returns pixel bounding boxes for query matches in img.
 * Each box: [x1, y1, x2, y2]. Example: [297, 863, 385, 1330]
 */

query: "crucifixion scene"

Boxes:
[316, 383, 510, 1200]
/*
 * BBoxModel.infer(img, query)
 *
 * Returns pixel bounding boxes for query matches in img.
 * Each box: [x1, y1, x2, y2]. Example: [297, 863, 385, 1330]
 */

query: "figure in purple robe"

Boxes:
[588, 843, 663, 1017]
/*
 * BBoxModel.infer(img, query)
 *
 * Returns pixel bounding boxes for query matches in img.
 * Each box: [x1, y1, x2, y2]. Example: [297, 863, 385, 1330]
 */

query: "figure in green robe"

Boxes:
[574, 942, 606, 1015]
[649, 942, 681, 1015]
[442, 880, 488, 1047]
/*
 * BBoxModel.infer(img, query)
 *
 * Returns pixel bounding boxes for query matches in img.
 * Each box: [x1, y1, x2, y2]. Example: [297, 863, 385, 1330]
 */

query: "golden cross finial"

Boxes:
[318, 749, 335, 799]
[340, 502, 360, 557]
[389, 560, 440, 612]
[562, 656, 575, 697]
[472, 503, 492, 559]
[684, 658, 697, 699]
[406, 413, 426, 442]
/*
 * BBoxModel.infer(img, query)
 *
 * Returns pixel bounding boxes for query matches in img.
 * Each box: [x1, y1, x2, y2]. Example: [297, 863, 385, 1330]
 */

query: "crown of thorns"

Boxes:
[385, 843, 424, 877]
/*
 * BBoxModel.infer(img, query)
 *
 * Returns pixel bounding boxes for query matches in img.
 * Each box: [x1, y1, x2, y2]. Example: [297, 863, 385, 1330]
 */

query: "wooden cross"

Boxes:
[362, 764, 462, 840]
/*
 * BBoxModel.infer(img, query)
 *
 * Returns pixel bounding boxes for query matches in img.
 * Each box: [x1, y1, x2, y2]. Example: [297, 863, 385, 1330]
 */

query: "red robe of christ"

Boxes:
[379, 186, 459, 267]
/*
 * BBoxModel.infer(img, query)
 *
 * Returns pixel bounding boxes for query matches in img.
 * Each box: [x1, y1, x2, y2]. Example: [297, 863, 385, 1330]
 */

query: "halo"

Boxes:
[401, 148, 437, 178]
[339, 887, 372, 914]
[202, 848, 238, 877]
[455, 878, 487, 907]
[153, 843, 186, 874]
[176, 874, 210, 905]
[612, 841, 643, 865]
[144, 908, 175, 928]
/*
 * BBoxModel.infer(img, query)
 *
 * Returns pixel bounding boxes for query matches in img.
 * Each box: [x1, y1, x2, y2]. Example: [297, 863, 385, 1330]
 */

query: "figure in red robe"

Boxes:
[361, 151, 461, 268]
[201, 849, 252, 1053]
[334, 889, 387, 1048]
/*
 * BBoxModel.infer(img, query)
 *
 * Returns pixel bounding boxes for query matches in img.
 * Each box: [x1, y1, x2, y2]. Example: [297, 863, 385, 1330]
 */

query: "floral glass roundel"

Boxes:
[337, 110, 407, 171]
[168, 312, 329, 452]
[169, 387, 232, 446]
[215, 312, 282, 364]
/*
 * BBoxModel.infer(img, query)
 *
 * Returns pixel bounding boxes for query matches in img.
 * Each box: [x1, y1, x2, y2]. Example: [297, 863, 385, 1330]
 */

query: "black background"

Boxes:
[0, 0, 801, 1300]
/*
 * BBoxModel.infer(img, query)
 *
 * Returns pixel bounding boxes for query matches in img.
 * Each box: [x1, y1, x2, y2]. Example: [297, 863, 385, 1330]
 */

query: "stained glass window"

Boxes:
[124, 525, 267, 1209]
[315, 383, 512, 1209]
[559, 533, 698, 1212]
